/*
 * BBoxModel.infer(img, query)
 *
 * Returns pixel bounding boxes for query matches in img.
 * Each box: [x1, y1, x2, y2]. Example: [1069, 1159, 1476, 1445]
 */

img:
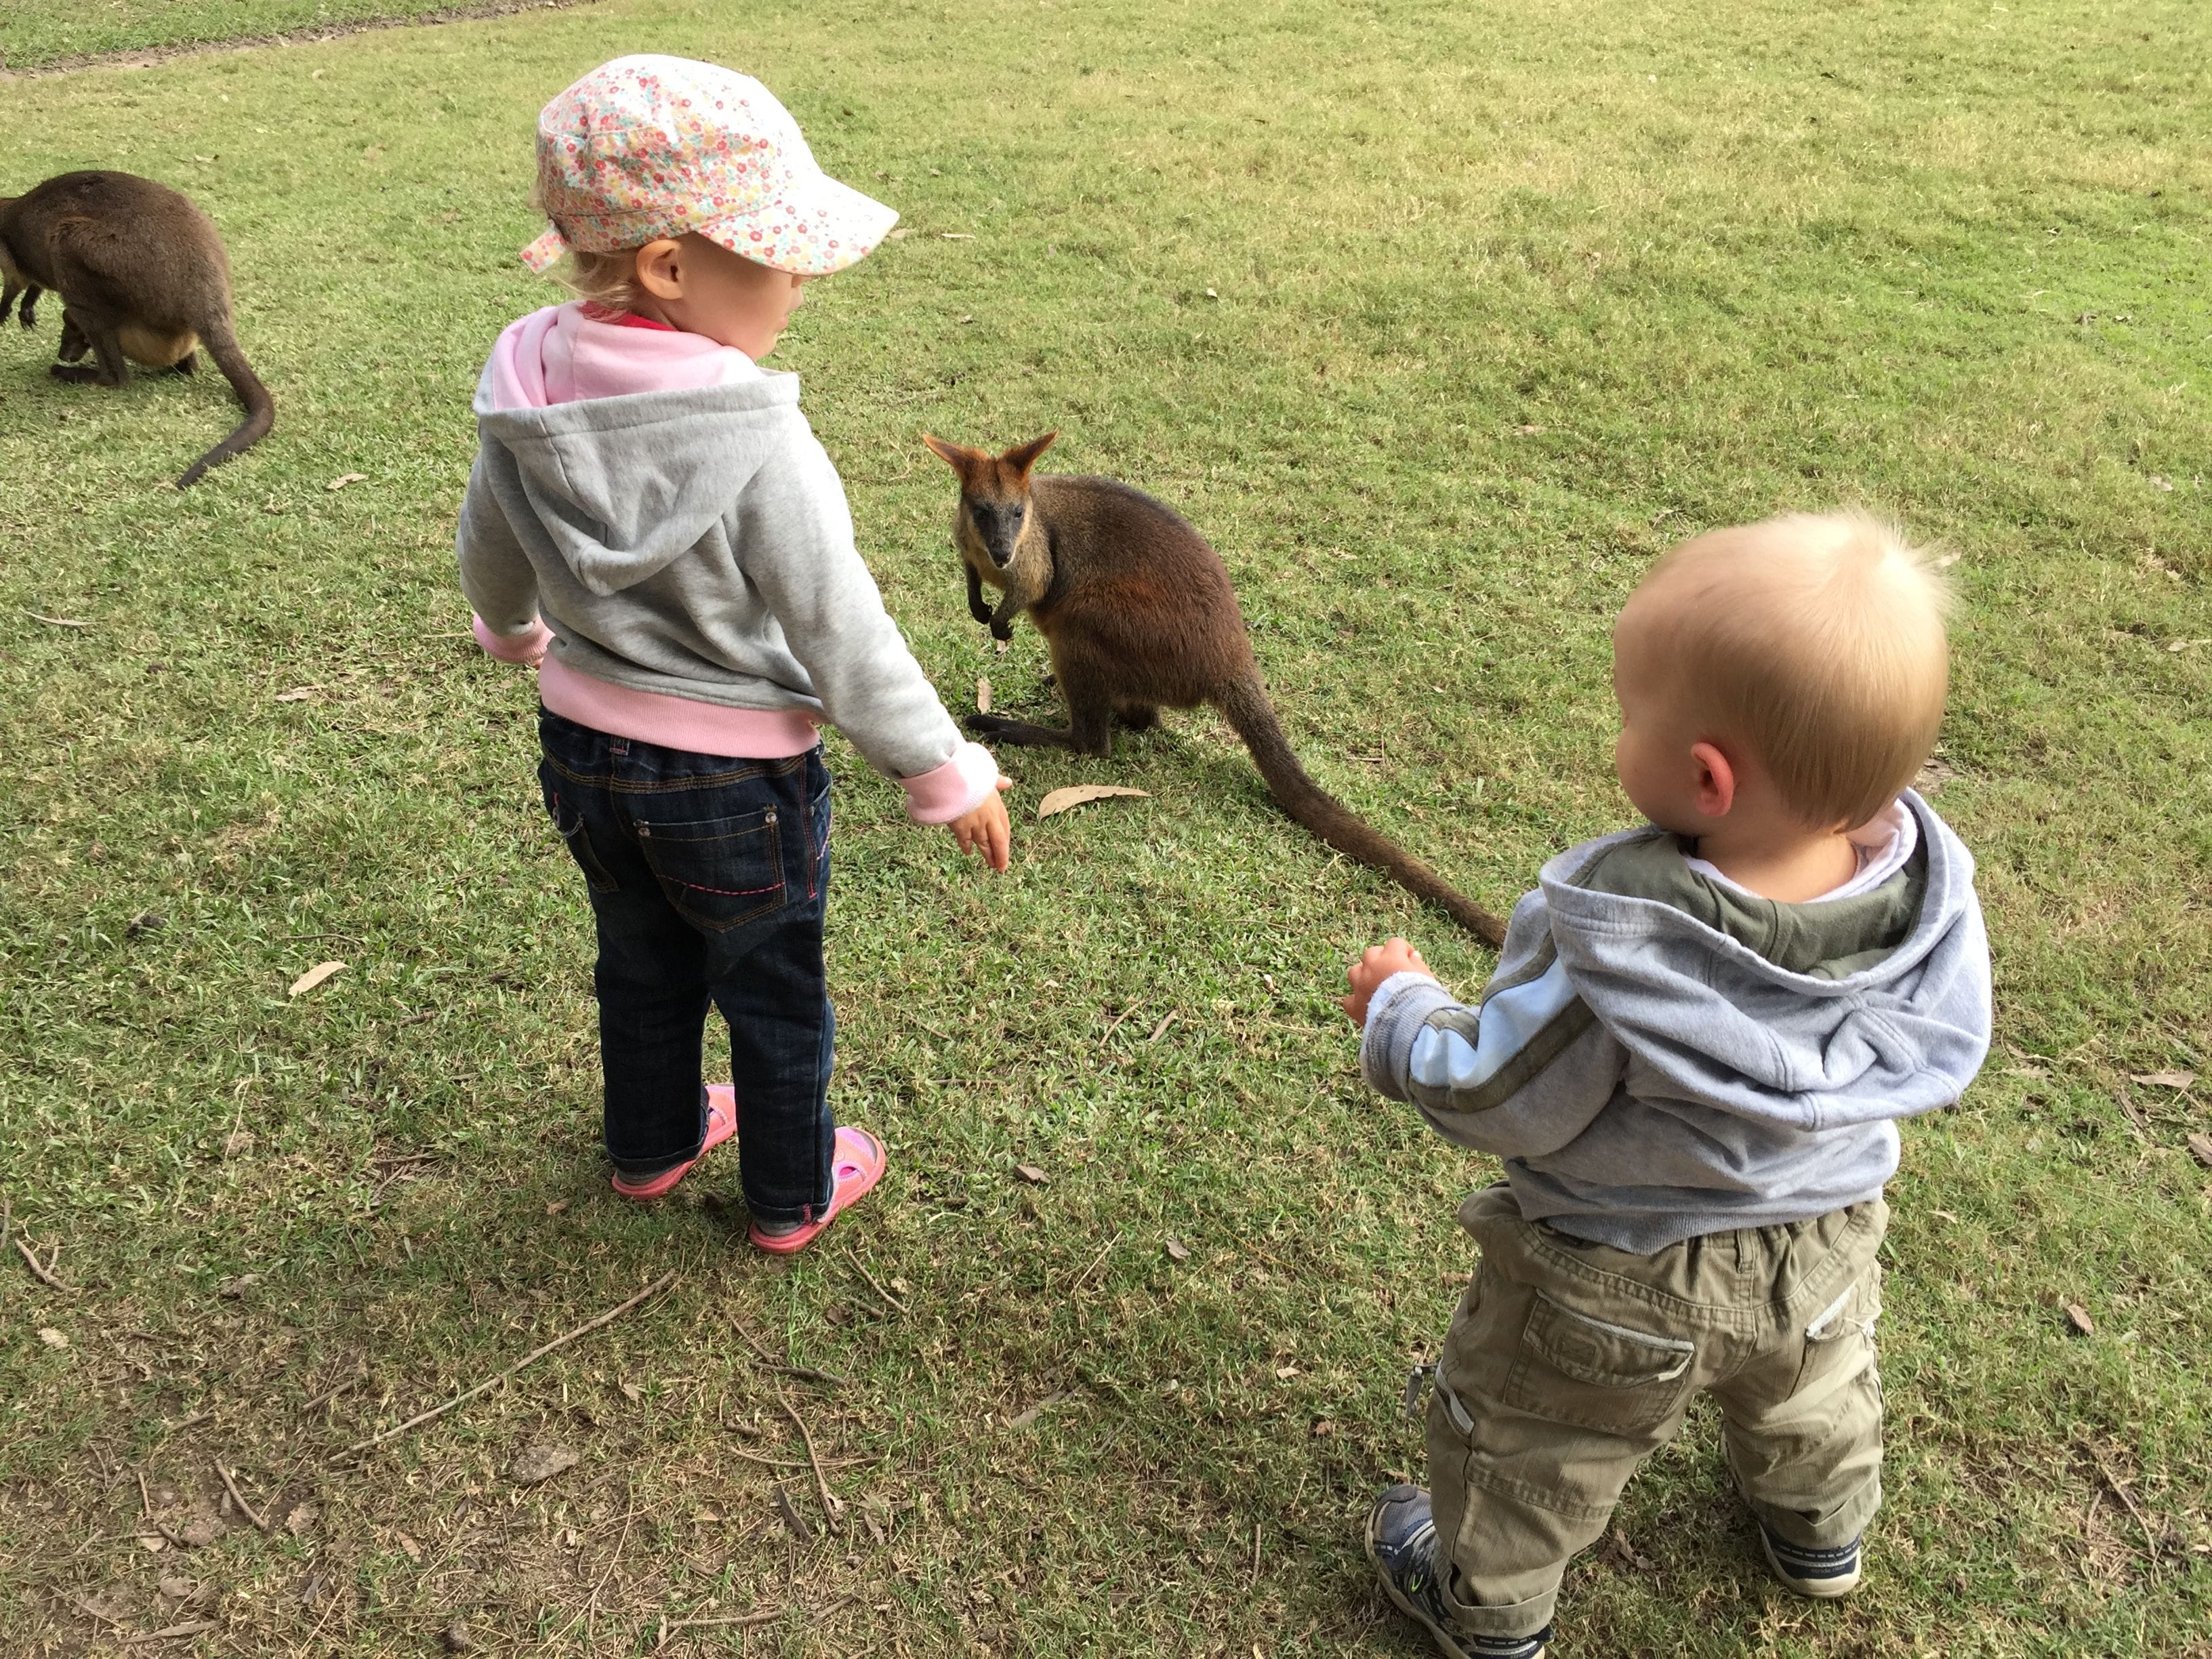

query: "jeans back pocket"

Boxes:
[1503, 1292, 1697, 1433]
[634, 804, 786, 932]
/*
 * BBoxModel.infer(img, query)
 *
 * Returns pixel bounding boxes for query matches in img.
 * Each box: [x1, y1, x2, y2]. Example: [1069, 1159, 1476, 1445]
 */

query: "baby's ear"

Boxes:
[922, 433, 983, 476]
[1001, 430, 1058, 477]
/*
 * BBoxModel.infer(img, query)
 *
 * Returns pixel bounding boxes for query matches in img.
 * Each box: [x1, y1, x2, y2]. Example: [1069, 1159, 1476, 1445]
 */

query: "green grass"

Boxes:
[3, 0, 2209, 1653]
[0, 0, 587, 72]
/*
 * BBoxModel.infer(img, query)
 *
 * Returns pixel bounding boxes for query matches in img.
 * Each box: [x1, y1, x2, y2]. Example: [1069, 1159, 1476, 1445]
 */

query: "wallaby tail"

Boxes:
[176, 316, 272, 487]
[1216, 676, 1507, 947]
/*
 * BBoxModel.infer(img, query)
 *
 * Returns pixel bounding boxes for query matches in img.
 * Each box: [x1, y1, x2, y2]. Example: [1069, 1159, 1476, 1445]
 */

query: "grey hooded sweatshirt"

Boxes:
[457, 333, 968, 789]
[1360, 791, 1992, 1251]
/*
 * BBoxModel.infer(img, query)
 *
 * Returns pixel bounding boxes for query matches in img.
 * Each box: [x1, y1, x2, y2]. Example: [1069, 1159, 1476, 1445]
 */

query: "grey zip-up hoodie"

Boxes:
[1360, 792, 1992, 1251]
[457, 307, 987, 813]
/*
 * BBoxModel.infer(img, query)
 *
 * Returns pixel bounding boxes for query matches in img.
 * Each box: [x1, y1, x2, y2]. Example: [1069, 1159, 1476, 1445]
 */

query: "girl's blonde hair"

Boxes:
[529, 186, 646, 310]
[1631, 510, 1952, 831]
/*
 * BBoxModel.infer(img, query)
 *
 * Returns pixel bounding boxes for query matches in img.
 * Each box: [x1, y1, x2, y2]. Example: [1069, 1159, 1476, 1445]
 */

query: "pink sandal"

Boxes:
[611, 1084, 738, 1200]
[749, 1126, 886, 1254]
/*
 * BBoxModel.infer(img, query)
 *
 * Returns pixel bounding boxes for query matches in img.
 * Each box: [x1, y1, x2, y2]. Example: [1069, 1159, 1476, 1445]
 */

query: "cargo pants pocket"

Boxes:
[1502, 1292, 1698, 1433]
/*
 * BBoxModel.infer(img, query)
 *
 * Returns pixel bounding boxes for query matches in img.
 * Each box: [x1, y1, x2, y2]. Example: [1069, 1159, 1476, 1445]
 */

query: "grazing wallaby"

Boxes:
[922, 432, 1507, 945]
[0, 171, 274, 486]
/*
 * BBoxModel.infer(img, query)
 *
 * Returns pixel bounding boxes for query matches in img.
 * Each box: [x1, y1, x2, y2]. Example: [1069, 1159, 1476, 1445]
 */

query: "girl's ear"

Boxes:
[633, 238, 687, 300]
[1001, 430, 1059, 476]
[1689, 741, 1737, 819]
[922, 433, 982, 476]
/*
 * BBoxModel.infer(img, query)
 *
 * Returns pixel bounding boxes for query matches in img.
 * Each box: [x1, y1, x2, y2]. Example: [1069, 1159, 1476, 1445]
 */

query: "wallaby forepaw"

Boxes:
[49, 363, 106, 384]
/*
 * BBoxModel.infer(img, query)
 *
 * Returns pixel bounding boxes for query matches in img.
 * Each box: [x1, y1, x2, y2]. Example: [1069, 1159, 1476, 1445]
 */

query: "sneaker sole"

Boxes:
[1761, 1530, 1862, 1599]
[1364, 1511, 1538, 1659]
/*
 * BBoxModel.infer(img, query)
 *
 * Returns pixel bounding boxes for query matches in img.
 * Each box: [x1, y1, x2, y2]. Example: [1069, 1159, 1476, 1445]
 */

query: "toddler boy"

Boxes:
[1344, 511, 1992, 1658]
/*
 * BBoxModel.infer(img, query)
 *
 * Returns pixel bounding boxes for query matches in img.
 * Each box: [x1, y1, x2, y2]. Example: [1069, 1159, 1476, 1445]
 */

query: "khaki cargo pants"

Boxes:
[1426, 1185, 1886, 1640]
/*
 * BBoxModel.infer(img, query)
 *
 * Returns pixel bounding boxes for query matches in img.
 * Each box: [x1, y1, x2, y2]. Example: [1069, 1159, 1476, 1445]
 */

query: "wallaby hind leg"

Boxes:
[968, 666, 1115, 756]
[56, 314, 89, 361]
[51, 310, 130, 386]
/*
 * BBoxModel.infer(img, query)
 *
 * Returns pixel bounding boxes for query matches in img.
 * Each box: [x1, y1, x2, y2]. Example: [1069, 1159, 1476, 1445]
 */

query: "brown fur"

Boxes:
[0, 171, 274, 486]
[922, 432, 1508, 945]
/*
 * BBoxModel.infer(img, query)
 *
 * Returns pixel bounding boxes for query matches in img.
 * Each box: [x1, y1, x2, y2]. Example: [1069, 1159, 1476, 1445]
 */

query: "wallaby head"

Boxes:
[922, 430, 1057, 568]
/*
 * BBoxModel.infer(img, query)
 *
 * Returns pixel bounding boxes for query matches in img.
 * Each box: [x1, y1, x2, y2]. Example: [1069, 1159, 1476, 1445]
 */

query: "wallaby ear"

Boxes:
[1001, 430, 1059, 477]
[922, 433, 983, 476]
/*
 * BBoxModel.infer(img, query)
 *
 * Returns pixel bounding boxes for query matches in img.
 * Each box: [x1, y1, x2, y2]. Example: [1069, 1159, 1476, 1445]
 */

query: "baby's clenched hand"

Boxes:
[947, 777, 1014, 872]
[1342, 937, 1433, 1027]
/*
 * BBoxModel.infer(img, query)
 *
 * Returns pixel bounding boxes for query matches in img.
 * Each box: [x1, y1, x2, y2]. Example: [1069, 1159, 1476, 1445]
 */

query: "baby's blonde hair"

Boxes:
[1631, 510, 1951, 830]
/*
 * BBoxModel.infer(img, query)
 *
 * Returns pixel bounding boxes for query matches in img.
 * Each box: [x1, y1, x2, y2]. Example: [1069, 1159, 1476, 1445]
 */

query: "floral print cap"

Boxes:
[521, 55, 897, 278]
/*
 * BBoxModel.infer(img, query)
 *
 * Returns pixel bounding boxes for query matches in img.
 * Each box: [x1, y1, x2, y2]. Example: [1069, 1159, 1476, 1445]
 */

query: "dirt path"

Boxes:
[1, 0, 601, 78]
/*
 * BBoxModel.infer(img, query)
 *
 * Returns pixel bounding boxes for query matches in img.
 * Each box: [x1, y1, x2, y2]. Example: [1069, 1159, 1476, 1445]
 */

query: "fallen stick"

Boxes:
[15, 1233, 68, 1290]
[340, 1271, 678, 1458]
[731, 1318, 848, 1389]
[779, 1393, 843, 1529]
[842, 1248, 907, 1314]
[214, 1460, 271, 1532]
[1067, 1231, 1124, 1296]
[123, 1621, 219, 1645]
[2079, 1440, 2160, 1564]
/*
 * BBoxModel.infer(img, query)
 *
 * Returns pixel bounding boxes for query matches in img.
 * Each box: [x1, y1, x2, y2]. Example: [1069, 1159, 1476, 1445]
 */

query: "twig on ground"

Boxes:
[123, 1622, 219, 1645]
[132, 1470, 189, 1549]
[1099, 1000, 1145, 1048]
[1146, 1011, 1179, 1043]
[779, 1393, 844, 1530]
[1067, 1231, 1125, 1297]
[657, 1605, 790, 1645]
[215, 1460, 271, 1532]
[2079, 1440, 2160, 1563]
[842, 1248, 907, 1314]
[731, 1317, 848, 1388]
[726, 1448, 874, 1473]
[15, 1233, 69, 1290]
[297, 1377, 358, 1416]
[341, 1271, 678, 1458]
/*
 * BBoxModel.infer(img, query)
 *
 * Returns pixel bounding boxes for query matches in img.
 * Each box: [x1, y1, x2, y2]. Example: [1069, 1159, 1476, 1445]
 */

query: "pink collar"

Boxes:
[488, 302, 760, 408]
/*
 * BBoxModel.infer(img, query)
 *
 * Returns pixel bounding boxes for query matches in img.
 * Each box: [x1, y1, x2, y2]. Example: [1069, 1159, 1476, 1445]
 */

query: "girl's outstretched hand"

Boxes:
[948, 777, 1014, 872]
[1342, 937, 1432, 1026]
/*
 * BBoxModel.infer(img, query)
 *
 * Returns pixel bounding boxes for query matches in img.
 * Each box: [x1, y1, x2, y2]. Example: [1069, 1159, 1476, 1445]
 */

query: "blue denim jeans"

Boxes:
[536, 709, 836, 1226]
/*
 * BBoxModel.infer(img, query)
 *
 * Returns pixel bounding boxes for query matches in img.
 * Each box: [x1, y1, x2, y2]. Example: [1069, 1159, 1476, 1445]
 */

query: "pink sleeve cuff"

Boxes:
[473, 613, 553, 668]
[901, 740, 1000, 825]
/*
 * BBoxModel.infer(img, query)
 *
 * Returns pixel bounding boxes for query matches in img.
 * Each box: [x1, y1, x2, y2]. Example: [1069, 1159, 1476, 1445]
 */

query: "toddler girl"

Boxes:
[459, 56, 1009, 1252]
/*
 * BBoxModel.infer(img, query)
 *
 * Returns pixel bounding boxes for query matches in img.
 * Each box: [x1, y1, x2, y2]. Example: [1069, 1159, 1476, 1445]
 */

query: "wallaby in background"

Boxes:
[922, 432, 1507, 945]
[0, 171, 274, 487]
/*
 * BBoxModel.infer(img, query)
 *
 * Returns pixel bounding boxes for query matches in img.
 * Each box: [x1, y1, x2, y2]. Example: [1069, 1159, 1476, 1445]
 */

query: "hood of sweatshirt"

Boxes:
[1538, 790, 1990, 1132]
[472, 304, 805, 598]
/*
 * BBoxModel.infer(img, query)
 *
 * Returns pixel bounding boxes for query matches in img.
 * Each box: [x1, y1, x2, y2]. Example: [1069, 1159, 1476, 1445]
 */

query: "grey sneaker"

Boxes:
[1364, 1485, 1551, 1659]
[1759, 1522, 1863, 1598]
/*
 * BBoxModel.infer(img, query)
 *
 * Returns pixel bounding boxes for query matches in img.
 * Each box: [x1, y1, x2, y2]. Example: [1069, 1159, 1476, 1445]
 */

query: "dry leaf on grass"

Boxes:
[1164, 1237, 1191, 1263]
[510, 1441, 579, 1486]
[396, 1531, 423, 1563]
[218, 1274, 261, 1299]
[326, 472, 368, 491]
[285, 1502, 319, 1537]
[2064, 1303, 2096, 1337]
[287, 961, 346, 998]
[2130, 1069, 2196, 1090]
[1014, 1164, 1048, 1185]
[274, 686, 319, 703]
[1038, 784, 1149, 819]
[976, 676, 992, 714]
[2186, 1132, 2212, 1169]
[36, 1328, 68, 1349]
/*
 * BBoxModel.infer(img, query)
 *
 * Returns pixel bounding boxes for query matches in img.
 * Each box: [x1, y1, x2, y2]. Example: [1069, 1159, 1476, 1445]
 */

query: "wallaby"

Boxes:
[0, 171, 274, 487]
[922, 432, 1507, 945]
